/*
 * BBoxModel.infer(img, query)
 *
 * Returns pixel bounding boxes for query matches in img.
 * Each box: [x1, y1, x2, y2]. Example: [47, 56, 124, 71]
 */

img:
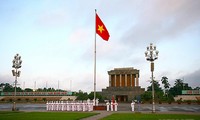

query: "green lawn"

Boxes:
[1, 111, 200, 120]
[101, 113, 200, 120]
[0, 111, 98, 120]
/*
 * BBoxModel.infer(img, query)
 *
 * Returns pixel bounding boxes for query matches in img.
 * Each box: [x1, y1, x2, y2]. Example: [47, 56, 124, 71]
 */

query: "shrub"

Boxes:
[17, 98, 21, 101]
[196, 100, 200, 105]
[42, 98, 46, 102]
[25, 98, 29, 102]
[177, 99, 182, 104]
[34, 98, 37, 102]
[167, 100, 172, 104]
[186, 100, 191, 105]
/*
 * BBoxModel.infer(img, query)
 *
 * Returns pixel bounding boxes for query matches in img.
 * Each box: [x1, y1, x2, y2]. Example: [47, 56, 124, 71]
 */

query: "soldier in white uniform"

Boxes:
[71, 102, 75, 111]
[82, 102, 86, 111]
[114, 100, 118, 111]
[110, 101, 114, 111]
[79, 101, 83, 111]
[53, 101, 56, 111]
[88, 102, 93, 111]
[74, 102, 77, 111]
[131, 101, 135, 112]
[58, 101, 61, 111]
[49, 101, 53, 111]
[56, 101, 59, 111]
[51, 101, 54, 111]
[61, 101, 64, 111]
[46, 101, 49, 111]
[66, 101, 70, 111]
[106, 101, 110, 111]
[96, 99, 99, 106]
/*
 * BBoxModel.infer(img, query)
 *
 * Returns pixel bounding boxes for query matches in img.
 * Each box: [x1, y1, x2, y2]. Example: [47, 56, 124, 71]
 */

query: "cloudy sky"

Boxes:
[0, 0, 200, 92]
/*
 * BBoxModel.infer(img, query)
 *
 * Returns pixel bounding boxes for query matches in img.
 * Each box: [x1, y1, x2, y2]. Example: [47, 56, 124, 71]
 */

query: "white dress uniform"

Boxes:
[96, 99, 99, 106]
[77, 102, 80, 111]
[46, 101, 49, 111]
[49, 101, 53, 111]
[61, 101, 64, 111]
[111, 102, 113, 111]
[88, 102, 93, 111]
[75, 102, 77, 111]
[51, 101, 54, 111]
[54, 101, 56, 111]
[114, 101, 118, 111]
[66, 102, 70, 111]
[72, 103, 75, 111]
[58, 101, 61, 111]
[106, 101, 110, 111]
[82, 102, 86, 111]
[131, 101, 135, 112]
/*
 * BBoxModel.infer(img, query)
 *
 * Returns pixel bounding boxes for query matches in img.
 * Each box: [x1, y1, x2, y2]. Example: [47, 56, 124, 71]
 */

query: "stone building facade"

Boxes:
[101, 67, 145, 102]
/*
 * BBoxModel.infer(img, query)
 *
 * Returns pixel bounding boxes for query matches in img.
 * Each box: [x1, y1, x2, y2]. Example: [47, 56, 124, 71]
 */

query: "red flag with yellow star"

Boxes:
[96, 13, 110, 41]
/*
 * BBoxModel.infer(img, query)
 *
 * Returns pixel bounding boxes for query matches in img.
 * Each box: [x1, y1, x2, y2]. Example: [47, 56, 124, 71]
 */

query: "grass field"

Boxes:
[1, 111, 200, 120]
[101, 113, 200, 120]
[0, 111, 98, 120]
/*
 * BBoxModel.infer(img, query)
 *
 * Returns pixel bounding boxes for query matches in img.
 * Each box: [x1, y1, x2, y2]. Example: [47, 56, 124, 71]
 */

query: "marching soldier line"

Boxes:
[46, 99, 136, 112]
[46, 100, 94, 112]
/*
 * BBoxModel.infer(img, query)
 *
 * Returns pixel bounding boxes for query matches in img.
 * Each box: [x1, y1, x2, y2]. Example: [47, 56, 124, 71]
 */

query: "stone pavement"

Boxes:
[81, 103, 200, 120]
[81, 111, 113, 120]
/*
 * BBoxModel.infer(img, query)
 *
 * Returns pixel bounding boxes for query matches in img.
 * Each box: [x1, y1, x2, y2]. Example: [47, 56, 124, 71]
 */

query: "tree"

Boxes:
[194, 87, 200, 90]
[36, 88, 43, 92]
[24, 88, 33, 92]
[147, 80, 164, 102]
[147, 81, 162, 92]
[141, 91, 152, 101]
[161, 76, 170, 96]
[1, 83, 14, 92]
[75, 91, 88, 100]
[169, 79, 183, 96]
[175, 79, 183, 87]
[169, 79, 192, 97]
[182, 83, 192, 90]
[88, 92, 103, 102]
[47, 88, 56, 92]
[16, 87, 23, 92]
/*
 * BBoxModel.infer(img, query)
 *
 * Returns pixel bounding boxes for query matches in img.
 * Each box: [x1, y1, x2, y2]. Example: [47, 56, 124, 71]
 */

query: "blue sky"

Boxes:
[0, 0, 200, 92]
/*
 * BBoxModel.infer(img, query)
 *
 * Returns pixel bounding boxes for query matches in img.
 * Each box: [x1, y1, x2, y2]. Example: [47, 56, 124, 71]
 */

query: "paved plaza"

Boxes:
[0, 103, 200, 112]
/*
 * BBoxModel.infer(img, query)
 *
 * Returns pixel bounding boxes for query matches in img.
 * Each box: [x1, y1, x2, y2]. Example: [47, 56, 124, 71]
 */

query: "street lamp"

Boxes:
[12, 53, 22, 111]
[145, 43, 159, 113]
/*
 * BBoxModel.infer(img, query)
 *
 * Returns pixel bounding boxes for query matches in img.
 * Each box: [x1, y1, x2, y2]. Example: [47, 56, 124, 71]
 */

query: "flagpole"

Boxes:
[94, 9, 97, 106]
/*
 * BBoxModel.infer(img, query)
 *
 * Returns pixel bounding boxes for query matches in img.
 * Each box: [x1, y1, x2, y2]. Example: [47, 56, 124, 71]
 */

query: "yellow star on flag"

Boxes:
[98, 25, 105, 34]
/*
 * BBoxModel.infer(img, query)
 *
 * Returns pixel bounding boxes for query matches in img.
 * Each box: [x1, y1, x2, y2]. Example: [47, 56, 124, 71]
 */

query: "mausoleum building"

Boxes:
[101, 67, 145, 102]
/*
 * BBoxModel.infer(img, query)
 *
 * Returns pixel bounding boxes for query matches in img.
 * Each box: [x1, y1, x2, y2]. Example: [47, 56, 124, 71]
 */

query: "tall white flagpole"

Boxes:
[94, 9, 97, 106]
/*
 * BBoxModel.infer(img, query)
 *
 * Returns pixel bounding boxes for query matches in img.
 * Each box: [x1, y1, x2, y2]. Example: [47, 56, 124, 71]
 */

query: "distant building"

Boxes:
[101, 67, 145, 102]
[174, 90, 200, 101]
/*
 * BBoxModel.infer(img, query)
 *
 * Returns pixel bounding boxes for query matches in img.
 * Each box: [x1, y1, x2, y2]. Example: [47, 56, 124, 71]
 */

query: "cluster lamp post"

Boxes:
[145, 43, 159, 113]
[12, 53, 22, 111]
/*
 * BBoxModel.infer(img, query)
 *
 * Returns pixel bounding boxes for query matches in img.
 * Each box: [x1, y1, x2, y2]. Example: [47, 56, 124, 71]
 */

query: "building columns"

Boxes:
[130, 74, 132, 87]
[136, 74, 139, 86]
[115, 75, 117, 87]
[109, 75, 111, 87]
[120, 74, 122, 87]
[125, 74, 127, 87]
